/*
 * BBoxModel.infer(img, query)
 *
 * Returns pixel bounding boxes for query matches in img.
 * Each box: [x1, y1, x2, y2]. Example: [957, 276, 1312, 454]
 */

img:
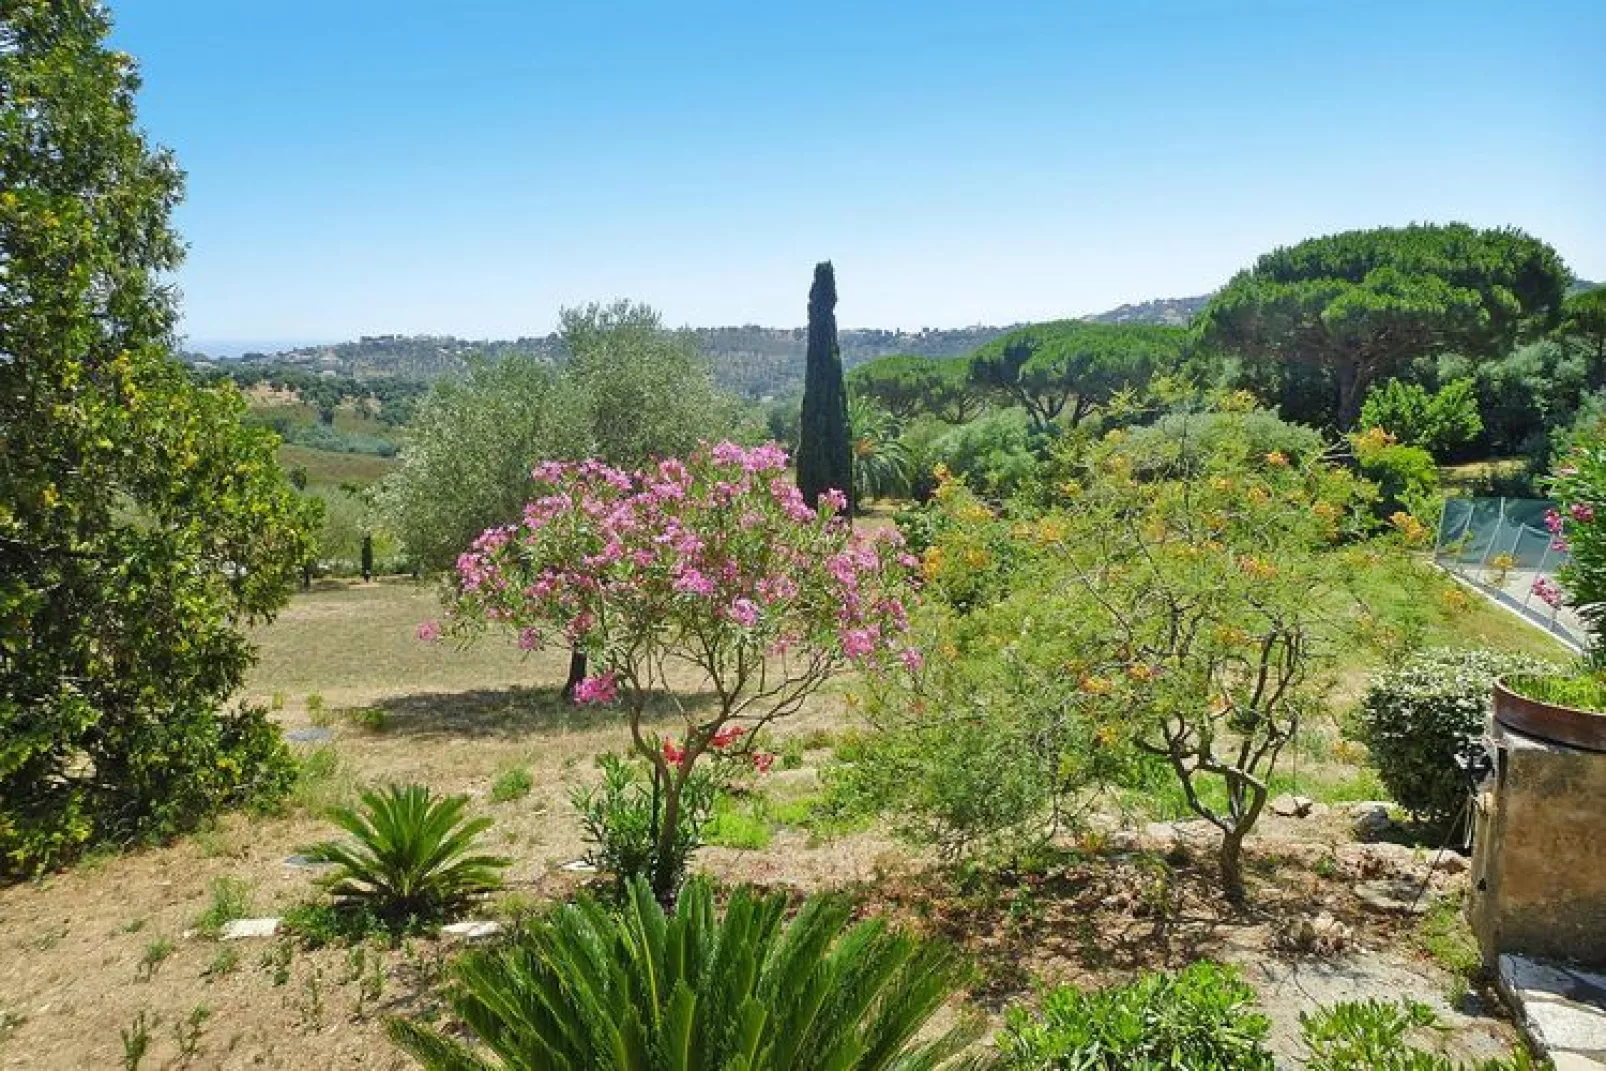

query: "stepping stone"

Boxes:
[441, 921, 502, 940]
[220, 918, 281, 940]
[1270, 794, 1315, 818]
[1353, 876, 1432, 914]
[1501, 954, 1606, 1066]
[282, 854, 333, 870]
[285, 727, 334, 743]
[560, 859, 598, 873]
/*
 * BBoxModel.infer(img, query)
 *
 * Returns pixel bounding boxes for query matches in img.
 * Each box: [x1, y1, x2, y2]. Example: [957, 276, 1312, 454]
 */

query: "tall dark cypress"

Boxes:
[797, 262, 854, 512]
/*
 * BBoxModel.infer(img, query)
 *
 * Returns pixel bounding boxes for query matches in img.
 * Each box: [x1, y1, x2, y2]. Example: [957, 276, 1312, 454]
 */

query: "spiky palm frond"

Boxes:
[849, 396, 914, 503]
[304, 784, 509, 922]
[388, 877, 988, 1070]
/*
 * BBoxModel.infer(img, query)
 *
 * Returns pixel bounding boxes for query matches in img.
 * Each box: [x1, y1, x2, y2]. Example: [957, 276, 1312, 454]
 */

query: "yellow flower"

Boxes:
[1265, 450, 1289, 468]
[1127, 663, 1155, 682]
[1079, 676, 1114, 696]
[962, 546, 991, 569]
[1388, 511, 1430, 545]
[1239, 556, 1278, 579]
[41, 485, 59, 508]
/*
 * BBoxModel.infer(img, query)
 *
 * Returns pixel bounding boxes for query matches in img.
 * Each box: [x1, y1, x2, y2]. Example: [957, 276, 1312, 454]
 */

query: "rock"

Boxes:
[559, 859, 597, 873]
[1550, 1053, 1606, 1070]
[441, 921, 503, 941]
[285, 727, 334, 743]
[1270, 794, 1316, 818]
[1353, 877, 1431, 914]
[1348, 801, 1394, 840]
[1431, 851, 1470, 874]
[220, 917, 281, 940]
[1280, 911, 1351, 954]
[282, 854, 333, 871]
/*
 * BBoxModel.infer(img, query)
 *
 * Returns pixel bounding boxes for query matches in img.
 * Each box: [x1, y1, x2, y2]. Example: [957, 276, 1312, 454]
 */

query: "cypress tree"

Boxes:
[360, 534, 374, 582]
[797, 262, 854, 512]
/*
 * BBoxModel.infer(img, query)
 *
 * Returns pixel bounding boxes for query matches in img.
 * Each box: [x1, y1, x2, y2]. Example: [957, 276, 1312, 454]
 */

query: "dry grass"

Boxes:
[276, 444, 398, 489]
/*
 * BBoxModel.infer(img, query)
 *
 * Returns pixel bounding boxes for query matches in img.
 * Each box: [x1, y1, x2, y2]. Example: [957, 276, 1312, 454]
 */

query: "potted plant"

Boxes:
[1494, 672, 1606, 751]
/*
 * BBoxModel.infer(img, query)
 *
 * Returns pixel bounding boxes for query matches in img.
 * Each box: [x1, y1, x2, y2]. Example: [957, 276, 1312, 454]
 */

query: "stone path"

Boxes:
[1499, 954, 1606, 1069]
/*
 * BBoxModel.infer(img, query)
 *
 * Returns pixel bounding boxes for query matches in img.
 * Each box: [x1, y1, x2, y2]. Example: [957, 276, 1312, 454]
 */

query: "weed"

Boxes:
[344, 943, 388, 1017]
[300, 965, 326, 1029]
[1415, 890, 1482, 998]
[120, 1011, 154, 1070]
[291, 745, 354, 815]
[282, 899, 392, 949]
[260, 938, 294, 986]
[0, 1009, 26, 1038]
[490, 765, 534, 803]
[193, 875, 254, 937]
[270, 690, 287, 711]
[120, 918, 146, 935]
[174, 1006, 210, 1062]
[203, 946, 240, 979]
[346, 706, 388, 732]
[306, 693, 329, 726]
[136, 938, 175, 981]
[29, 924, 67, 951]
[779, 736, 806, 770]
[704, 795, 773, 850]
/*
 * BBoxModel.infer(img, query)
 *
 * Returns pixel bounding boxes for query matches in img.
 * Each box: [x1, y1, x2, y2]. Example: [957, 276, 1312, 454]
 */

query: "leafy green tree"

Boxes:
[969, 321, 1184, 430]
[848, 355, 982, 423]
[0, 1, 309, 874]
[798, 262, 855, 511]
[561, 299, 740, 466]
[388, 877, 981, 1070]
[1201, 224, 1570, 428]
[373, 356, 592, 571]
[1563, 286, 1606, 386]
[848, 396, 913, 502]
[1357, 378, 1483, 458]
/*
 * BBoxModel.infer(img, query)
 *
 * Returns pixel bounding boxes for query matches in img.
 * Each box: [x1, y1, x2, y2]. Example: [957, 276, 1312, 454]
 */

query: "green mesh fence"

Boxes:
[1434, 497, 1582, 649]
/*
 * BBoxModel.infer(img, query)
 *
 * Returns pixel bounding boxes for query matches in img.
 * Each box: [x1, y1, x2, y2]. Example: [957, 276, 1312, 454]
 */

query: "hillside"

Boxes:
[189, 295, 1213, 399]
[1084, 294, 1211, 326]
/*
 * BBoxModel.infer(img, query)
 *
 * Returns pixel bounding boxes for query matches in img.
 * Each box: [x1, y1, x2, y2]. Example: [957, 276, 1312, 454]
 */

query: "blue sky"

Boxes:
[111, 1, 1605, 349]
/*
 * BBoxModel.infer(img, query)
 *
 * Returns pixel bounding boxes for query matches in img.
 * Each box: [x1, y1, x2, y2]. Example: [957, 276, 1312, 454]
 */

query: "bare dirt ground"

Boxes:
[0, 580, 1536, 1068]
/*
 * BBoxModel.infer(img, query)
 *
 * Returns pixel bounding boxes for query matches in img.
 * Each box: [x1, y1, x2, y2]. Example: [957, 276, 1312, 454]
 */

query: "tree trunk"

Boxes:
[561, 649, 588, 701]
[1336, 358, 1364, 430]
[1218, 828, 1247, 904]
[652, 777, 683, 906]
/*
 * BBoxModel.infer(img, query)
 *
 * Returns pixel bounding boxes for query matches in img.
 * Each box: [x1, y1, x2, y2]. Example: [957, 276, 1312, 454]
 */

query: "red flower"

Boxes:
[751, 752, 775, 774]
[711, 725, 746, 750]
[662, 739, 688, 768]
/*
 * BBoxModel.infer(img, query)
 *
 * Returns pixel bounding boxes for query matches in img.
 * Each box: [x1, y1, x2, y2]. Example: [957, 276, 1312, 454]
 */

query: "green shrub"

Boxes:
[302, 784, 509, 924]
[571, 753, 715, 899]
[1359, 378, 1484, 459]
[704, 796, 773, 850]
[387, 877, 979, 1069]
[1299, 998, 1532, 1070]
[1354, 649, 1557, 824]
[1115, 408, 1327, 477]
[1353, 431, 1440, 519]
[995, 961, 1273, 1069]
[488, 766, 534, 803]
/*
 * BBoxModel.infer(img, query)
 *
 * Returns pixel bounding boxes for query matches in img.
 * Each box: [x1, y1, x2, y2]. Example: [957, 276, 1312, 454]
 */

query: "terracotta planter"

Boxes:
[1493, 678, 1606, 752]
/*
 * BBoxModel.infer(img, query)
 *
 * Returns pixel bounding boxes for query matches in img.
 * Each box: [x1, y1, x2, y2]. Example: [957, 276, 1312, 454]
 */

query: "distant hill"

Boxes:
[188, 297, 1215, 399]
[1083, 294, 1211, 327]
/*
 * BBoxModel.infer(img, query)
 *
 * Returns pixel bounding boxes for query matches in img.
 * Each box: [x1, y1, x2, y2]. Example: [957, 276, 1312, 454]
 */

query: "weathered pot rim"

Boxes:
[1494, 677, 1606, 752]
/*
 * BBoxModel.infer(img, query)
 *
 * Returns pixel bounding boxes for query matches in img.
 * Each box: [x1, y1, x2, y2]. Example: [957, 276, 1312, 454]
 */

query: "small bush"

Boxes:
[1353, 430, 1440, 519]
[345, 707, 388, 732]
[704, 796, 773, 850]
[291, 746, 354, 815]
[996, 961, 1273, 1069]
[571, 753, 715, 898]
[1354, 648, 1557, 825]
[488, 766, 533, 804]
[1300, 998, 1532, 1070]
[302, 784, 509, 925]
[387, 877, 979, 1069]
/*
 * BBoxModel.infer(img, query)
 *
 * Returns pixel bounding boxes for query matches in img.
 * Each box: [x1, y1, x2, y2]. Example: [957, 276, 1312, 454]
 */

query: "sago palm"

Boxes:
[304, 784, 509, 923]
[388, 876, 985, 1070]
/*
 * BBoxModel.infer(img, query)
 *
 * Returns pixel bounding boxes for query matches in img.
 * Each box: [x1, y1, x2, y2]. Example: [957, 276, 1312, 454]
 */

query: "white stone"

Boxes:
[1353, 877, 1431, 914]
[220, 917, 280, 940]
[1550, 1053, 1606, 1070]
[441, 921, 502, 940]
[560, 859, 598, 873]
[1270, 794, 1315, 818]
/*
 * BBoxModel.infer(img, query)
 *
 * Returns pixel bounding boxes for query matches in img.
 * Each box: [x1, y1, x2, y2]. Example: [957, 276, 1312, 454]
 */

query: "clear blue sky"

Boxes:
[110, 0, 1605, 350]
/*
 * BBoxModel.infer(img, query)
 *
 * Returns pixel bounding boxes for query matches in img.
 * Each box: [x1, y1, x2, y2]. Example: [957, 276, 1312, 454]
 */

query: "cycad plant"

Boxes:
[849, 396, 914, 503]
[389, 877, 984, 1070]
[304, 784, 509, 924]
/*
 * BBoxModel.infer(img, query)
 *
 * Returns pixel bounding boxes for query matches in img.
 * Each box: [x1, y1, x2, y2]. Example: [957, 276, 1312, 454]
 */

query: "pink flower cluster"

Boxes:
[445, 440, 923, 680]
[572, 671, 618, 705]
[1532, 576, 1564, 609]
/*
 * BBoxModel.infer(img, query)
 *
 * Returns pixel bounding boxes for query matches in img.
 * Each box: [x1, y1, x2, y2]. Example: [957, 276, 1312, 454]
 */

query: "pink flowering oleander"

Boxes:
[572, 672, 618, 705]
[1571, 503, 1596, 524]
[444, 442, 922, 780]
[416, 620, 441, 643]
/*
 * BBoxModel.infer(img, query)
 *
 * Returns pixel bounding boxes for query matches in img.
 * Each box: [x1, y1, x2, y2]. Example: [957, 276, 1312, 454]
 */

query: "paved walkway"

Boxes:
[1499, 954, 1606, 1068]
